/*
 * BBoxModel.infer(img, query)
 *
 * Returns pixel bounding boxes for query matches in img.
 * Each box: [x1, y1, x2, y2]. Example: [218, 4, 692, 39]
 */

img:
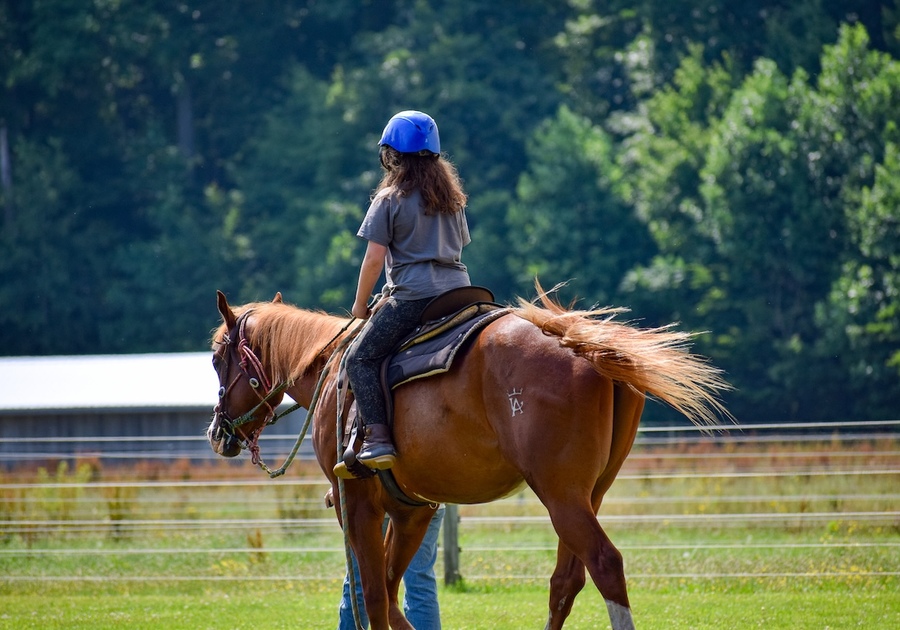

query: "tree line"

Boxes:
[1, 1, 898, 423]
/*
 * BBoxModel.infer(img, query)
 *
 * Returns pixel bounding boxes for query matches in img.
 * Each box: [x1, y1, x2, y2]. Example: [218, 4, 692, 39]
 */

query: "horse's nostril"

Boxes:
[222, 434, 242, 458]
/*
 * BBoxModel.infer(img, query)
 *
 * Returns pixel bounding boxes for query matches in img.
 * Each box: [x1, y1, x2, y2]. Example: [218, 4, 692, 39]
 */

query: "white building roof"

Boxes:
[0, 353, 220, 411]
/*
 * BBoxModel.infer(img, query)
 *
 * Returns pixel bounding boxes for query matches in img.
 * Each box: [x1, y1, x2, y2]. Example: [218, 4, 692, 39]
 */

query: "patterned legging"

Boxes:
[346, 296, 432, 426]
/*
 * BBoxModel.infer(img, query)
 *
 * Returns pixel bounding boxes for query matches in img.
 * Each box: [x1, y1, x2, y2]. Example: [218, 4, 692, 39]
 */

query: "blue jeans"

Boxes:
[338, 505, 444, 630]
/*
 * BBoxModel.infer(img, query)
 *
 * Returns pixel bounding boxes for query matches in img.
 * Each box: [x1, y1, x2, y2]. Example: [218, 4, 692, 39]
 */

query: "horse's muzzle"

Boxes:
[207, 414, 242, 458]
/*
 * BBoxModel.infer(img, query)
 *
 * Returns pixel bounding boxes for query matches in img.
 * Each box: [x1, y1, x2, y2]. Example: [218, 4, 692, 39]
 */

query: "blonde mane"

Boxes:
[212, 301, 350, 385]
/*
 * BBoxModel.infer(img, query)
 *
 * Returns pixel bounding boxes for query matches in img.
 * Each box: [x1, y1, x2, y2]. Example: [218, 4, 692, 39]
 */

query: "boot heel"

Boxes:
[356, 423, 397, 470]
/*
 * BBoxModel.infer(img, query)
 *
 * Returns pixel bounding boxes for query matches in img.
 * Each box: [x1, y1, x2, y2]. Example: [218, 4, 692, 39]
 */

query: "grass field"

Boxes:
[2, 574, 898, 629]
[1, 435, 898, 628]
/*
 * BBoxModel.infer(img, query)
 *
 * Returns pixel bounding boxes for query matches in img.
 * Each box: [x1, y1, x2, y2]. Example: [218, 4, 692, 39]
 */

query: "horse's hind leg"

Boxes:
[545, 382, 644, 628]
[540, 384, 641, 628]
[545, 506, 634, 630]
[545, 542, 586, 630]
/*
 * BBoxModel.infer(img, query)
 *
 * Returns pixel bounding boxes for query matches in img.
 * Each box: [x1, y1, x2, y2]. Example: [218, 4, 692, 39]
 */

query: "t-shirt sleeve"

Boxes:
[357, 193, 393, 246]
[460, 210, 471, 247]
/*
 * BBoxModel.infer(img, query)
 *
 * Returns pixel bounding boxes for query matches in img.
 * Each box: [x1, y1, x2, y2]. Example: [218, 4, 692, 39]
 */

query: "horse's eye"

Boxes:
[218, 386, 226, 398]
[249, 378, 260, 389]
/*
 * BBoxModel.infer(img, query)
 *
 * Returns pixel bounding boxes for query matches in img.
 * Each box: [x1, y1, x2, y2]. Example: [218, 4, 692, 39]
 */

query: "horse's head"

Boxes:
[207, 290, 286, 459]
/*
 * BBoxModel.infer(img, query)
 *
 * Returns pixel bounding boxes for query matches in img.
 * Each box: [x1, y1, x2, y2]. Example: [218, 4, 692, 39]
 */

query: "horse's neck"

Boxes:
[286, 369, 321, 410]
[283, 342, 345, 411]
[274, 310, 349, 404]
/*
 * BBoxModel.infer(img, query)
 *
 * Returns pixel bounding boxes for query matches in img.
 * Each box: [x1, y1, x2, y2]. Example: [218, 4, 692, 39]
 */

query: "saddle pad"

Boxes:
[387, 307, 509, 389]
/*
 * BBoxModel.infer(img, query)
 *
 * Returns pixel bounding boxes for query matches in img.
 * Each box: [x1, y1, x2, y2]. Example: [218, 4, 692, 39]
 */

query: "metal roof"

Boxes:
[0, 353, 220, 411]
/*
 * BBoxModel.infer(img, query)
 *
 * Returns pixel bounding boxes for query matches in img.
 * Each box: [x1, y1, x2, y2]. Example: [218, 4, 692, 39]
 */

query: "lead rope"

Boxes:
[337, 298, 390, 630]
[334, 342, 366, 630]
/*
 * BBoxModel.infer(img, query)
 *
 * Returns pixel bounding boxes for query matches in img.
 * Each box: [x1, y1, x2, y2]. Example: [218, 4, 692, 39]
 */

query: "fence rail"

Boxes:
[1, 420, 898, 585]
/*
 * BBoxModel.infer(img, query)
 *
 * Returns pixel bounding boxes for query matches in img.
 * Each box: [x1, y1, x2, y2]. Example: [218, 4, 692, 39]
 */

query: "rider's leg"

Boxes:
[346, 296, 431, 469]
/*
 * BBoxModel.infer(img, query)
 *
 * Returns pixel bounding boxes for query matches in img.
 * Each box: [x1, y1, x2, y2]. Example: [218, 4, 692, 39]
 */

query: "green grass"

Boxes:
[2, 524, 898, 629]
[1, 577, 898, 629]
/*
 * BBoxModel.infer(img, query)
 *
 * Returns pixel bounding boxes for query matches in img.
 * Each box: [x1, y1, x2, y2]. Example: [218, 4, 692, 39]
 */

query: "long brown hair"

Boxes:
[375, 146, 467, 215]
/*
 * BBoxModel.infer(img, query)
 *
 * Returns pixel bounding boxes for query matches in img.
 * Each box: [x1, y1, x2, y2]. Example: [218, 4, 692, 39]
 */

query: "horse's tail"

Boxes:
[512, 283, 732, 427]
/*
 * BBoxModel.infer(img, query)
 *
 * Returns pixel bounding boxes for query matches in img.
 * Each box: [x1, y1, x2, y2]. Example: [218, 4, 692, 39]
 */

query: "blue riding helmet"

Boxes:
[378, 110, 441, 154]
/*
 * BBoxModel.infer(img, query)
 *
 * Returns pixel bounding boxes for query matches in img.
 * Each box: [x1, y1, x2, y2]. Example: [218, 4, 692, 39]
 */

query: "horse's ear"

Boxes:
[273, 292, 283, 303]
[216, 290, 237, 329]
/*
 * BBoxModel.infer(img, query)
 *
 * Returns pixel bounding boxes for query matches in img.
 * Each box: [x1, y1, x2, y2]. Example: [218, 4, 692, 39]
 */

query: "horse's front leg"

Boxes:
[342, 489, 395, 630]
[383, 506, 439, 629]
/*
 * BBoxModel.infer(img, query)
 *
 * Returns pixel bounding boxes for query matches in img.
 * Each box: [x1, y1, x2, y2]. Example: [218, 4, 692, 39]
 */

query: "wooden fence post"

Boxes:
[443, 503, 460, 585]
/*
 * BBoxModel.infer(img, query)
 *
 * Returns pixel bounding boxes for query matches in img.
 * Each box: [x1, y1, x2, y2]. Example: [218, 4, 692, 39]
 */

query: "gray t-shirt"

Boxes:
[358, 187, 471, 300]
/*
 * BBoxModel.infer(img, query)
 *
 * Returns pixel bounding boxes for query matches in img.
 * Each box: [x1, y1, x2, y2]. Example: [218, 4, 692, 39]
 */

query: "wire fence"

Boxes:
[1, 420, 898, 584]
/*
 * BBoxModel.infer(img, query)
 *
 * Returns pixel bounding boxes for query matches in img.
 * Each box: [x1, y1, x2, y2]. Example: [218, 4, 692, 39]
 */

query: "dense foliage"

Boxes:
[2, 1, 898, 423]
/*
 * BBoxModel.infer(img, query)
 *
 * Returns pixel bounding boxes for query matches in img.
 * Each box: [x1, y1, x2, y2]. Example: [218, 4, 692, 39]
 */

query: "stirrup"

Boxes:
[333, 460, 359, 479]
[333, 442, 377, 480]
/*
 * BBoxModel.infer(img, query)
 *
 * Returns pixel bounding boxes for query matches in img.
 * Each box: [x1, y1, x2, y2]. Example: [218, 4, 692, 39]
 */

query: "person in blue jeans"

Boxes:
[338, 505, 445, 630]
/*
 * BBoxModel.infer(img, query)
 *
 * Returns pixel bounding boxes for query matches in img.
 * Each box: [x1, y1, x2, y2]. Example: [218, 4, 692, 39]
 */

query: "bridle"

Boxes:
[212, 307, 360, 468]
[213, 310, 297, 464]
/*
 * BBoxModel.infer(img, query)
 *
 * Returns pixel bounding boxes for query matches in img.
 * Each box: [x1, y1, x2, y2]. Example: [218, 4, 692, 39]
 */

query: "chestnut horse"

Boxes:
[207, 287, 729, 629]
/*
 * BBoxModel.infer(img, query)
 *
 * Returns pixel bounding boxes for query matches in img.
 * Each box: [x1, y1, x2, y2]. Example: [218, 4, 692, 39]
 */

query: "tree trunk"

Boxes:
[1, 124, 12, 233]
[176, 83, 195, 160]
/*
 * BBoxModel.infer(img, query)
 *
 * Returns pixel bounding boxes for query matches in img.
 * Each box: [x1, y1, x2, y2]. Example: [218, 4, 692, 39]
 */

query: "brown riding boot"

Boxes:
[356, 423, 397, 470]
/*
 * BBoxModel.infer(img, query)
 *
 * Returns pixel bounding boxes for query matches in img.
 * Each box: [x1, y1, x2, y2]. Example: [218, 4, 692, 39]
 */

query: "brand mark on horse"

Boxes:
[507, 388, 525, 416]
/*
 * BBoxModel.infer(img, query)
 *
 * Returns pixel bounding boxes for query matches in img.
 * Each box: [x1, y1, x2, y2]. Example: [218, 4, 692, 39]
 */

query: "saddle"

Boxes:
[337, 287, 507, 490]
